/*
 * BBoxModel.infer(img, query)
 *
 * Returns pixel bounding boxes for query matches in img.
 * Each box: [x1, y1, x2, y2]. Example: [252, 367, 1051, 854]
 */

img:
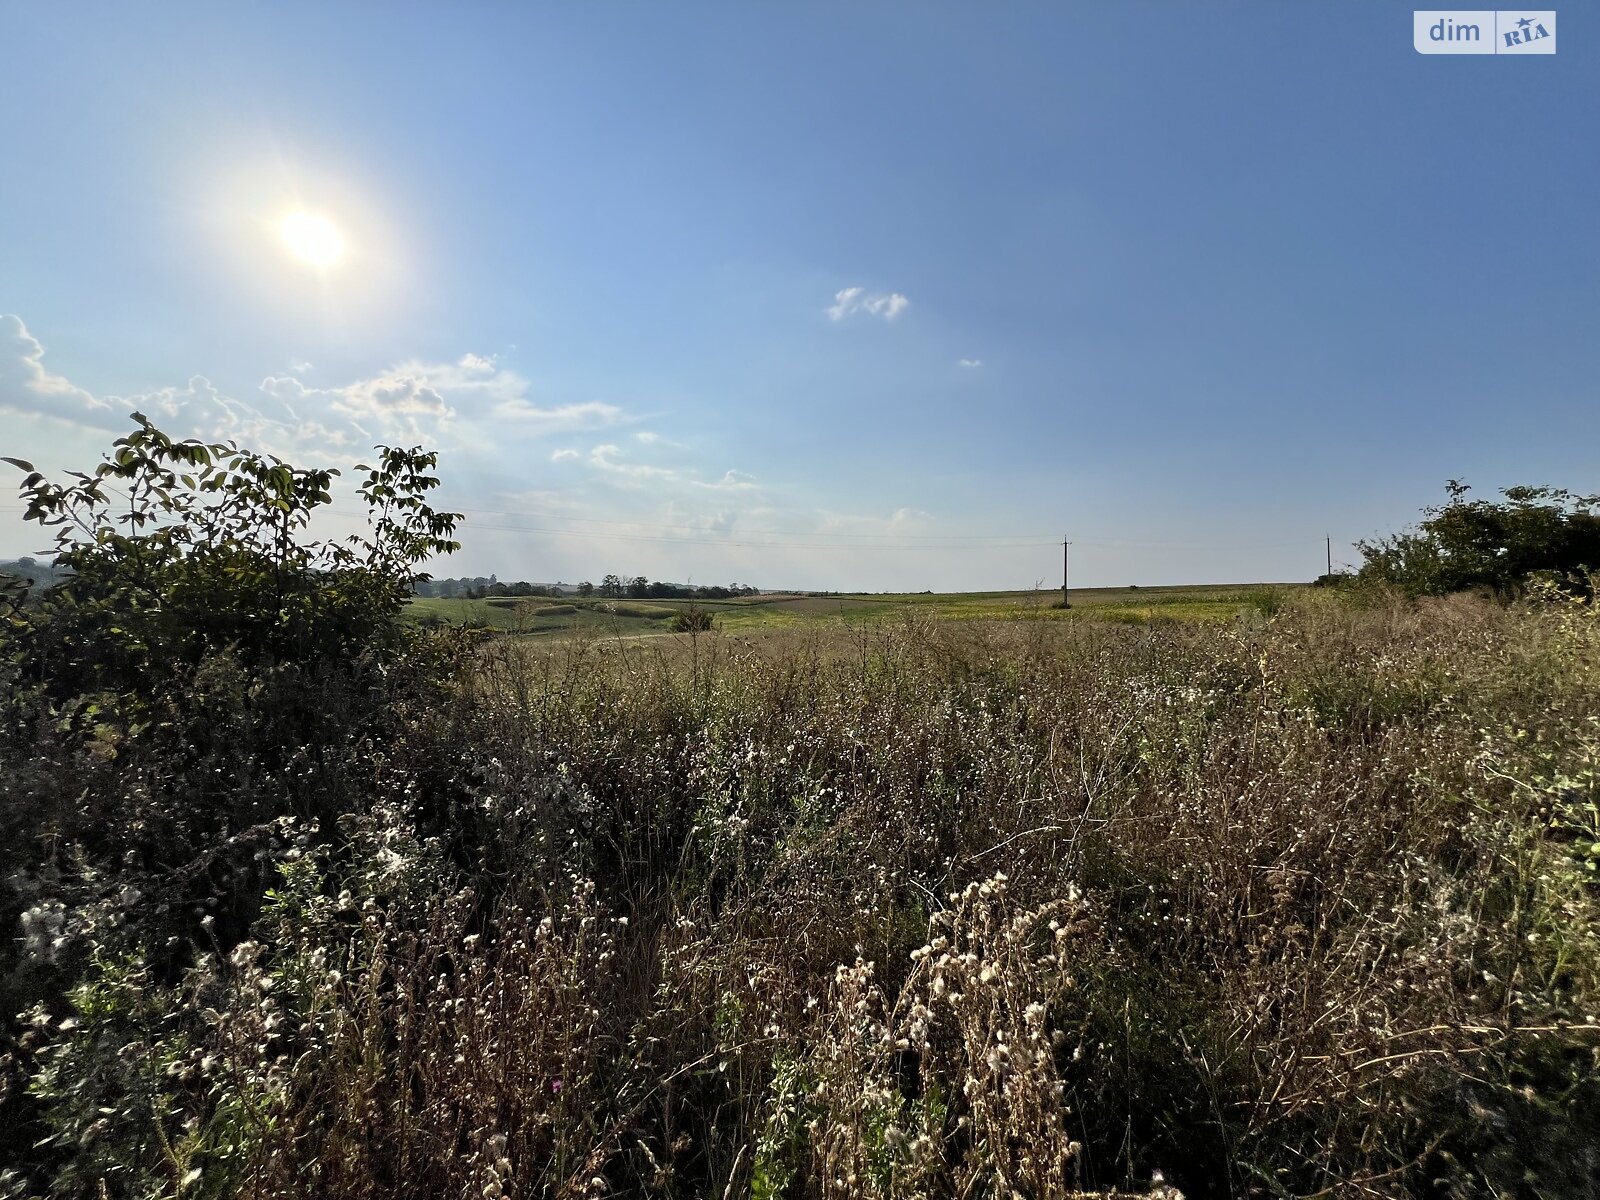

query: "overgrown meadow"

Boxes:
[2, 425, 1598, 1198]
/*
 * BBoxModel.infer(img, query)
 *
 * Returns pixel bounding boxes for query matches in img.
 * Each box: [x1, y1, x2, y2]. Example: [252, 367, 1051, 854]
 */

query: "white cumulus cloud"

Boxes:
[826, 287, 910, 322]
[0, 319, 662, 510]
[0, 315, 464, 455]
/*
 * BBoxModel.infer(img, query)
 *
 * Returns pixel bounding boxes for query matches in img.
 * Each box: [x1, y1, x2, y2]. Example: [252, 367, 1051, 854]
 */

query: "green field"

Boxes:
[404, 581, 1301, 637]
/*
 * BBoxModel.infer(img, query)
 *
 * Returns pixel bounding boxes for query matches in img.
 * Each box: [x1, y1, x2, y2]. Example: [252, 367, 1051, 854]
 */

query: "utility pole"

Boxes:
[1062, 537, 1072, 608]
[1325, 534, 1332, 578]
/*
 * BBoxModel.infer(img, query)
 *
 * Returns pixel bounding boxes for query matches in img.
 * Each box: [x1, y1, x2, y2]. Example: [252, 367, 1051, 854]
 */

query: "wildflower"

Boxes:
[20, 902, 66, 962]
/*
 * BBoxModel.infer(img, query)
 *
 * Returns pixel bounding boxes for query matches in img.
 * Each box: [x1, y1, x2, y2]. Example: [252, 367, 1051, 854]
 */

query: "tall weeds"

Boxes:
[6, 592, 1599, 1197]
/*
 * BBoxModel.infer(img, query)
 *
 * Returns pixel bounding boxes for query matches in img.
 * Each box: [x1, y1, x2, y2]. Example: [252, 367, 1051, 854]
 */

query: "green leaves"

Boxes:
[1358, 481, 1600, 597]
[3, 413, 464, 721]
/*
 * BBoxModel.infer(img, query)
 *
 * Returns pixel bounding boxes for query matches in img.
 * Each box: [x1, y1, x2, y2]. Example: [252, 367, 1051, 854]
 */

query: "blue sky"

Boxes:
[2, 3, 1595, 589]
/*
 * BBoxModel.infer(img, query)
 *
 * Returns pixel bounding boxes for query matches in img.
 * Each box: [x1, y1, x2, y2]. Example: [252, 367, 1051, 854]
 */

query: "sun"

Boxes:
[279, 211, 345, 269]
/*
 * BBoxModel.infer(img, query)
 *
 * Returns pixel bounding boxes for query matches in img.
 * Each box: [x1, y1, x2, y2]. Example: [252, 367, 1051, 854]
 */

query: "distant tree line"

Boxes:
[415, 574, 759, 600]
[416, 575, 554, 599]
[0, 556, 72, 589]
[586, 574, 758, 600]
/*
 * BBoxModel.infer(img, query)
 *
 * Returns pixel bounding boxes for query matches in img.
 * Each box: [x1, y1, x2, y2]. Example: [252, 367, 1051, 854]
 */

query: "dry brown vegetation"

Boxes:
[7, 589, 1600, 1198]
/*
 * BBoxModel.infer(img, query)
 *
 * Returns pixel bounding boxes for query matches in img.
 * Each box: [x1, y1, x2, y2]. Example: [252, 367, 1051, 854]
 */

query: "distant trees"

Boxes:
[1358, 481, 1600, 596]
[621, 578, 759, 601]
[415, 577, 563, 599]
[413, 572, 759, 602]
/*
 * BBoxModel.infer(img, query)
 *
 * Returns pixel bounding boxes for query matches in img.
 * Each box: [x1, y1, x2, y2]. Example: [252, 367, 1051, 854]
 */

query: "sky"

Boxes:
[1, 2, 1595, 591]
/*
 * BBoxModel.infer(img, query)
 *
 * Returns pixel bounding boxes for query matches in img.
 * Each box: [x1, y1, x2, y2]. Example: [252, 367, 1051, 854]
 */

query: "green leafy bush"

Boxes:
[0, 417, 464, 1190]
[1358, 480, 1600, 597]
[3, 414, 459, 694]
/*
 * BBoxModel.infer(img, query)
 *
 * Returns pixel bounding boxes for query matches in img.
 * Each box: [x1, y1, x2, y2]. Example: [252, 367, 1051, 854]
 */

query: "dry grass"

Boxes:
[10, 590, 1600, 1198]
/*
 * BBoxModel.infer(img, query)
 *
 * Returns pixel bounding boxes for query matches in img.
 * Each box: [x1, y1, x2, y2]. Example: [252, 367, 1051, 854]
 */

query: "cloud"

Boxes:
[958, 358, 982, 368]
[494, 487, 577, 511]
[262, 370, 454, 444]
[139, 375, 289, 446]
[0, 318, 665, 516]
[635, 431, 659, 444]
[826, 287, 910, 322]
[569, 443, 757, 497]
[826, 287, 864, 320]
[0, 314, 111, 423]
[339, 375, 452, 417]
[692, 469, 757, 492]
[586, 443, 678, 483]
[1, 316, 472, 459]
[494, 398, 626, 429]
[815, 506, 934, 535]
[867, 294, 910, 320]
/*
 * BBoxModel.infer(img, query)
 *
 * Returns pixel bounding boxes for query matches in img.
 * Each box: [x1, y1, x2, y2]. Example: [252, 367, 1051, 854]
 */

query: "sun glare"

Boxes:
[279, 211, 345, 269]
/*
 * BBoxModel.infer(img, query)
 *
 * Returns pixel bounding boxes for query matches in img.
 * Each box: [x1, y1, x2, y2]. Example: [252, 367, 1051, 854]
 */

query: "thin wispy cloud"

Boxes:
[691, 469, 757, 492]
[959, 358, 982, 368]
[493, 398, 626, 428]
[816, 506, 934, 535]
[551, 440, 759, 499]
[586, 442, 679, 482]
[826, 286, 910, 322]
